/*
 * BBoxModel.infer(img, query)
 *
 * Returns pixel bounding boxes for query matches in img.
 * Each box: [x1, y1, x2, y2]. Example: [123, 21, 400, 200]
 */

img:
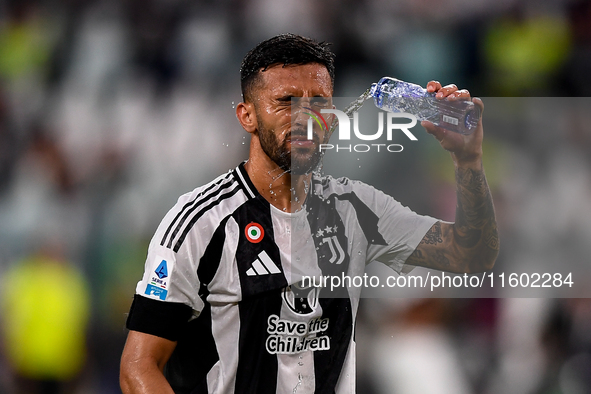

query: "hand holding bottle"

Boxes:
[422, 81, 485, 167]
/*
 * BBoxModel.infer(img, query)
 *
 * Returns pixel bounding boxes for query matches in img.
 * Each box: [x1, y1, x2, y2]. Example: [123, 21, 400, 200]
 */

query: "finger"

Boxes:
[472, 97, 485, 130]
[472, 97, 484, 113]
[426, 81, 442, 93]
[435, 84, 458, 98]
[447, 88, 471, 100]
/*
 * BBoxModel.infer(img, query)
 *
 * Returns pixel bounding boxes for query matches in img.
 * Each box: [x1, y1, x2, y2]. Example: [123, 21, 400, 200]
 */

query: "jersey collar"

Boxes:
[235, 162, 259, 200]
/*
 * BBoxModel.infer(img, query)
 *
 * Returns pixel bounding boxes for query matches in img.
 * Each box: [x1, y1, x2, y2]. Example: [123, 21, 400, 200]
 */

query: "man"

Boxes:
[120, 34, 499, 393]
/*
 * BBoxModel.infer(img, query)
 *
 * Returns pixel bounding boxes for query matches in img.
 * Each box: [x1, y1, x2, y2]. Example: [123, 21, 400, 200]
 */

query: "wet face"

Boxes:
[250, 63, 333, 175]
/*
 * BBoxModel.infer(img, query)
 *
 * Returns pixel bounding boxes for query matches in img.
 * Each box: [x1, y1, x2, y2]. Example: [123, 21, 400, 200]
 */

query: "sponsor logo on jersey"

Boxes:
[266, 314, 330, 354]
[245, 222, 264, 243]
[246, 250, 281, 276]
[282, 281, 320, 315]
[145, 284, 168, 300]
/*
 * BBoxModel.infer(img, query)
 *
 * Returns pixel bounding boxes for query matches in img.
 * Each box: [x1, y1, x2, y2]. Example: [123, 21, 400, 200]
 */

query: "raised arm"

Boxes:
[405, 82, 499, 273]
[120, 330, 176, 394]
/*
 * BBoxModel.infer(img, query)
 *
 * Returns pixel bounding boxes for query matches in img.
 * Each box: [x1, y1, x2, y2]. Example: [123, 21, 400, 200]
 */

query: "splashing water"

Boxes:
[272, 170, 290, 181]
[293, 373, 303, 393]
[309, 87, 373, 178]
[328, 87, 373, 135]
[303, 180, 310, 194]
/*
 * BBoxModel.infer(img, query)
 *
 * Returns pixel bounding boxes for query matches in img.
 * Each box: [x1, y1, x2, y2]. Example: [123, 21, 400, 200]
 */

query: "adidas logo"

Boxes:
[246, 251, 281, 276]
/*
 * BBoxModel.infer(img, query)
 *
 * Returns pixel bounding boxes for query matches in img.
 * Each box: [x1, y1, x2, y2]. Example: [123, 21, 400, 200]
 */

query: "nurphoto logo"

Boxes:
[306, 107, 419, 153]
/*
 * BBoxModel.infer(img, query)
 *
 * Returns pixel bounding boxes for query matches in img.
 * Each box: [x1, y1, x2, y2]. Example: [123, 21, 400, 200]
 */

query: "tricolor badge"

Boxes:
[245, 222, 264, 243]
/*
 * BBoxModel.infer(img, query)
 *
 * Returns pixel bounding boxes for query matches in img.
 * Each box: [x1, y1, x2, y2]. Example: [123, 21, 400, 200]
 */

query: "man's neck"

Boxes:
[244, 157, 311, 213]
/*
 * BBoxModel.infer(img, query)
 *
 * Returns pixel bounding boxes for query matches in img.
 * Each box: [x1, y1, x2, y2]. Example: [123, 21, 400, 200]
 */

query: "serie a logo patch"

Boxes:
[145, 259, 169, 300]
[245, 222, 264, 243]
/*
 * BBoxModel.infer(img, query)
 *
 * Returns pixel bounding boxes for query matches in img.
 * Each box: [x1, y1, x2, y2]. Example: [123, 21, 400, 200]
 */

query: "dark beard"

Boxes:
[258, 123, 324, 176]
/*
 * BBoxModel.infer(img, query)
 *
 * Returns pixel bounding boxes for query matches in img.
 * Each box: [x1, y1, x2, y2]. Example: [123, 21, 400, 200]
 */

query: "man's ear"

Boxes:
[236, 102, 257, 134]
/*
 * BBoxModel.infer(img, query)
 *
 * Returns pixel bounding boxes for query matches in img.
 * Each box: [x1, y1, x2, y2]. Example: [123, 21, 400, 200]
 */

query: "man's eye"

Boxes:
[311, 99, 330, 108]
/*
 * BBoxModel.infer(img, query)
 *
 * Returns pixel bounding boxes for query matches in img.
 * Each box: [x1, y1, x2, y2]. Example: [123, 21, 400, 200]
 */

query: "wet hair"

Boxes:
[240, 33, 335, 103]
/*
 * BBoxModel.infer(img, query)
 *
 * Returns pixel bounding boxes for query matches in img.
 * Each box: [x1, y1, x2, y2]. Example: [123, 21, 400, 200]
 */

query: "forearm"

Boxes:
[120, 358, 175, 394]
[407, 84, 497, 273]
[120, 330, 177, 394]
[451, 158, 499, 272]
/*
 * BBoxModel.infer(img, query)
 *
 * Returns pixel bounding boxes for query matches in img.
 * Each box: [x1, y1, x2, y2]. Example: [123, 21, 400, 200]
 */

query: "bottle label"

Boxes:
[443, 115, 459, 126]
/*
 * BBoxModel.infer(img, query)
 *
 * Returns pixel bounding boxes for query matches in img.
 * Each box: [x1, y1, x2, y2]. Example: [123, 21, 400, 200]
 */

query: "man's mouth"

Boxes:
[290, 138, 315, 148]
[288, 130, 319, 148]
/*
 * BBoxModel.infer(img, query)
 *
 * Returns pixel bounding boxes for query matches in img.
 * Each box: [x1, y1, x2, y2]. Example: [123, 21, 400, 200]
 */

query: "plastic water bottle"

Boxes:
[369, 77, 481, 135]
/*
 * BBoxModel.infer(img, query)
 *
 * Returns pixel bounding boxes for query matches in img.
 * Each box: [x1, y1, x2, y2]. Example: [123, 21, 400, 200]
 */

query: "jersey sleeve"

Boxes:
[127, 193, 205, 340]
[353, 181, 438, 274]
[134, 236, 204, 312]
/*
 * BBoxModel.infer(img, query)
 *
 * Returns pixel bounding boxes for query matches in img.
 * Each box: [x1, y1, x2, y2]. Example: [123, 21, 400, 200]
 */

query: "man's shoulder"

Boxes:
[179, 170, 238, 204]
[168, 167, 250, 222]
[155, 166, 250, 253]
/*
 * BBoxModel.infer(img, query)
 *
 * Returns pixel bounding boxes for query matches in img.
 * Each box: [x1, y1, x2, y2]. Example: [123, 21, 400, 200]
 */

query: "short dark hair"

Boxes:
[240, 33, 336, 102]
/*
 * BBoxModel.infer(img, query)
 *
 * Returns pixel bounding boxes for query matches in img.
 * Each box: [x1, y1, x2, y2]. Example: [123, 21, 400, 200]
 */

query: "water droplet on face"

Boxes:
[231, 101, 235, 109]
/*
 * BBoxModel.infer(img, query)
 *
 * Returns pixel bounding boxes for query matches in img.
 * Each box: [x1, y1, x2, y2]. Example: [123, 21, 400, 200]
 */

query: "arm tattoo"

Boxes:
[407, 163, 499, 273]
[434, 250, 450, 268]
[423, 221, 443, 245]
[455, 165, 499, 252]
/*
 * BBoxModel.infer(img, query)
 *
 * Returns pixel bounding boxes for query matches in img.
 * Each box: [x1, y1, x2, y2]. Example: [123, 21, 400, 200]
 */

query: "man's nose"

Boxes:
[292, 98, 311, 127]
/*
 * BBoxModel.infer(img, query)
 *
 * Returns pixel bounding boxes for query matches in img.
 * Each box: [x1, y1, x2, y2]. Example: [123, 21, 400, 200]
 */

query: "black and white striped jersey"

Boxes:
[127, 162, 436, 394]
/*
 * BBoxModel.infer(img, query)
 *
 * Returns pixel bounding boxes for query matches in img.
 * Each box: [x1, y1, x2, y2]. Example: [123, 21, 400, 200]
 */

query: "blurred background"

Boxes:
[0, 0, 591, 393]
